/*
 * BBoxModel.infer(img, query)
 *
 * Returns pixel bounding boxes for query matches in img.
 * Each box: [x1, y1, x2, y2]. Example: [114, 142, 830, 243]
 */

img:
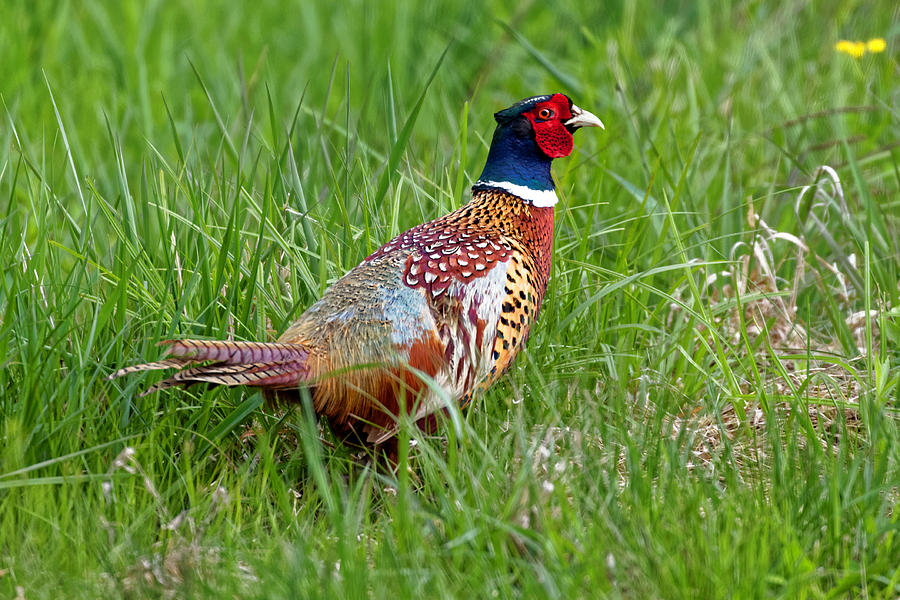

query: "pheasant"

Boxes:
[109, 93, 603, 449]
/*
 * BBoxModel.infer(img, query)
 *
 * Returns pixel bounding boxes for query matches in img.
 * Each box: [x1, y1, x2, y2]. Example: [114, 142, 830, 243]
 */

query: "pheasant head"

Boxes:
[475, 93, 604, 207]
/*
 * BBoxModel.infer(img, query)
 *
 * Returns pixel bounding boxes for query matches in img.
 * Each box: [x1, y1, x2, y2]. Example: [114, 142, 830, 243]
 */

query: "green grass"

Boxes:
[1, 0, 899, 597]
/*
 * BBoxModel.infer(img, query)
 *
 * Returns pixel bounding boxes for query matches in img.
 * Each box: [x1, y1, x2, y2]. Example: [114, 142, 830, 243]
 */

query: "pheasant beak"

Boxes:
[564, 105, 604, 130]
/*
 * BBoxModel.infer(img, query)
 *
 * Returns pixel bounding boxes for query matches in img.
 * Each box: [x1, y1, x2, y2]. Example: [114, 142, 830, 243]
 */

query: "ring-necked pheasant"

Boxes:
[109, 93, 603, 448]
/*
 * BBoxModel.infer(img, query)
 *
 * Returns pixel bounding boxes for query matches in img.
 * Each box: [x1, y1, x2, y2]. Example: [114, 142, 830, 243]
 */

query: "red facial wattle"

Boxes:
[524, 93, 575, 158]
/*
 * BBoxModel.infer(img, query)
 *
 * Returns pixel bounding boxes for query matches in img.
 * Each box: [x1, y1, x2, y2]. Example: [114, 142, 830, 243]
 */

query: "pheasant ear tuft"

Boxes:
[493, 94, 555, 123]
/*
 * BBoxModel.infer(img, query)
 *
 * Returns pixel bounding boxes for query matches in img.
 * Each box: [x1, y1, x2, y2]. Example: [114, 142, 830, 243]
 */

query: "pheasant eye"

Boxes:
[537, 108, 553, 119]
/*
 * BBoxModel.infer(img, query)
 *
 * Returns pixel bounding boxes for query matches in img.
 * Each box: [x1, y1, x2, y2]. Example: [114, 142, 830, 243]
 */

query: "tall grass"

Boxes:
[1, 0, 898, 597]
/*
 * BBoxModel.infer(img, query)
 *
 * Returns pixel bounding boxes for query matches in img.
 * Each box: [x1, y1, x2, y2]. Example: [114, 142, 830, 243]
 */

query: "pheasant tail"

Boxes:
[107, 339, 311, 397]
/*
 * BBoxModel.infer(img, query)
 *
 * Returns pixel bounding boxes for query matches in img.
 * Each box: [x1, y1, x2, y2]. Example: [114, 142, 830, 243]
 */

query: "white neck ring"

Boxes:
[475, 180, 559, 207]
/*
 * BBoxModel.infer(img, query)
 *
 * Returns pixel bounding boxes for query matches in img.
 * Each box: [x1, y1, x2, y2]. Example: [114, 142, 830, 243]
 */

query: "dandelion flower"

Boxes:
[849, 41, 866, 58]
[866, 38, 886, 53]
[835, 40, 855, 54]
[835, 40, 866, 57]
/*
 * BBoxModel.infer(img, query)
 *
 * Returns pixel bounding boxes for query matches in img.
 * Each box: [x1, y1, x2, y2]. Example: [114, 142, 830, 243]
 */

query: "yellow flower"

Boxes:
[867, 38, 886, 53]
[835, 40, 853, 53]
[835, 40, 867, 58]
[835, 38, 887, 58]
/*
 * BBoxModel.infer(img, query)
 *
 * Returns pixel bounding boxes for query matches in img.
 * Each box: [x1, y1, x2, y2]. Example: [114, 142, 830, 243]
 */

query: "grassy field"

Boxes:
[1, 0, 899, 597]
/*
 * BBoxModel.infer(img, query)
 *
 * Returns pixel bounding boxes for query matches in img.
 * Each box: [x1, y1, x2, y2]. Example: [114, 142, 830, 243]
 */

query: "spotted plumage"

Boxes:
[109, 93, 603, 449]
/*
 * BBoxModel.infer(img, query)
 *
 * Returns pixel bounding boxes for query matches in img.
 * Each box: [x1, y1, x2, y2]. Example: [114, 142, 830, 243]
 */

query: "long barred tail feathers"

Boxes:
[107, 339, 311, 396]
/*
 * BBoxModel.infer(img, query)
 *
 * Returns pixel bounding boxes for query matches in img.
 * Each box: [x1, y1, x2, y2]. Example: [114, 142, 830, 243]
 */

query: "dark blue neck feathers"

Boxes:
[476, 122, 554, 191]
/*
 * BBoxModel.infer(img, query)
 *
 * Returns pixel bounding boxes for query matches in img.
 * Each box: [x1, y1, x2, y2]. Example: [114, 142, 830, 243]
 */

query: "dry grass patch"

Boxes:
[668, 166, 886, 473]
